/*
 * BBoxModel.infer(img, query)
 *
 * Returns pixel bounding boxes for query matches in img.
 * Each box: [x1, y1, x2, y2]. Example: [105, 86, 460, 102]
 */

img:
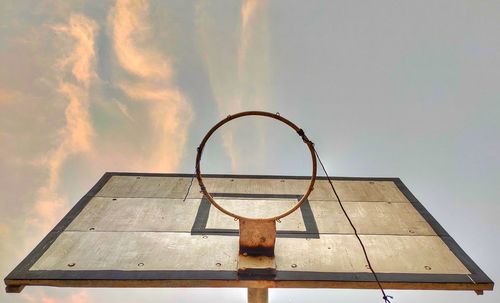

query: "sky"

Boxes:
[1, 0, 499, 302]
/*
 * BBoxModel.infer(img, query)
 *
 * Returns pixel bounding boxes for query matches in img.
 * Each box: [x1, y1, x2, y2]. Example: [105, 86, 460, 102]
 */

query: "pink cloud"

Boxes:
[110, 0, 193, 172]
[53, 15, 99, 87]
[0, 223, 7, 236]
[238, 0, 261, 74]
[195, 0, 270, 172]
[110, 0, 172, 79]
[22, 290, 91, 303]
[0, 88, 19, 105]
[29, 14, 98, 232]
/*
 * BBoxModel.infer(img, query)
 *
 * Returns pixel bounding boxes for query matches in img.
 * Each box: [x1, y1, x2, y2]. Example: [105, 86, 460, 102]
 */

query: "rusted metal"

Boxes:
[5, 285, 24, 293]
[195, 111, 317, 221]
[239, 219, 276, 257]
[247, 288, 268, 303]
[238, 218, 277, 277]
[238, 255, 276, 277]
[5, 278, 495, 292]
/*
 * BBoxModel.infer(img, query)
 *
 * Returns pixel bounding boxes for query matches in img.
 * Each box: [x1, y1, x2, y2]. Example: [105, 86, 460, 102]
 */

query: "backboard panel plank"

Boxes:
[67, 197, 200, 232]
[4, 173, 493, 293]
[30, 232, 468, 275]
[332, 181, 409, 202]
[96, 175, 193, 199]
[31, 232, 238, 271]
[341, 202, 436, 236]
[197, 178, 340, 201]
[311, 201, 436, 236]
[277, 235, 470, 274]
[67, 197, 435, 236]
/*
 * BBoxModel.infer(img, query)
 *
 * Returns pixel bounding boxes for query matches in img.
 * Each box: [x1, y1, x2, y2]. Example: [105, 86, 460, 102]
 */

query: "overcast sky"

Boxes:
[1, 1, 499, 302]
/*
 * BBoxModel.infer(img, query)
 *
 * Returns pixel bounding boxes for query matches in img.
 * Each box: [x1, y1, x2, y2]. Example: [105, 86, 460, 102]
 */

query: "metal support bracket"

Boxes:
[238, 219, 276, 276]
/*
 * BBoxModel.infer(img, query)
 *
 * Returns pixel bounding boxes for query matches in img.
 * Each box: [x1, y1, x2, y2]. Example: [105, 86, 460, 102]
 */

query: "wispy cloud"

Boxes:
[52, 15, 99, 87]
[196, 0, 271, 172]
[110, 0, 193, 172]
[111, 0, 172, 80]
[114, 99, 135, 122]
[0, 88, 19, 105]
[0, 223, 7, 236]
[238, 0, 260, 75]
[29, 14, 98, 231]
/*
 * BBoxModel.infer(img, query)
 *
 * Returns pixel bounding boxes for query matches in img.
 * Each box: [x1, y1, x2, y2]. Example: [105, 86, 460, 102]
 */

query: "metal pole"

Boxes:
[247, 288, 268, 303]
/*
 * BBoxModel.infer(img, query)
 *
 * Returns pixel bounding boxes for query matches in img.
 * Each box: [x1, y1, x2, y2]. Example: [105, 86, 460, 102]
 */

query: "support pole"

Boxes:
[247, 288, 268, 303]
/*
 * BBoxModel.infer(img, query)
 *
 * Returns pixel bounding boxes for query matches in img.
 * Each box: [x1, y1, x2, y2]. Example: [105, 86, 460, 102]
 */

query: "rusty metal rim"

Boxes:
[195, 111, 317, 221]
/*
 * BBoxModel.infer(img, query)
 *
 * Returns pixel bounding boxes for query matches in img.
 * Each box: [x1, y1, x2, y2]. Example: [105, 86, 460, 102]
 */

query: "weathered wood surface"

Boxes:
[97, 176, 342, 201]
[6, 174, 493, 294]
[206, 199, 306, 231]
[332, 180, 409, 202]
[31, 232, 469, 275]
[67, 197, 434, 235]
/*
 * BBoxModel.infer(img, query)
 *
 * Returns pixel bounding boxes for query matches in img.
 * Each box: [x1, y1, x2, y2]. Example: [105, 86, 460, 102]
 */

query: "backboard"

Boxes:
[4, 172, 494, 295]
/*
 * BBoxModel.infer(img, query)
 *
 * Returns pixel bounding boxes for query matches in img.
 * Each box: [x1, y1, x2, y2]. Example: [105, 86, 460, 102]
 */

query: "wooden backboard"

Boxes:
[4, 173, 494, 294]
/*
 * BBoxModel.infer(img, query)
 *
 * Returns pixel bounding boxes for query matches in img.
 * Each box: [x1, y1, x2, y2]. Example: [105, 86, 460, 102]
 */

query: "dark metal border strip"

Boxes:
[6, 269, 473, 284]
[191, 193, 319, 239]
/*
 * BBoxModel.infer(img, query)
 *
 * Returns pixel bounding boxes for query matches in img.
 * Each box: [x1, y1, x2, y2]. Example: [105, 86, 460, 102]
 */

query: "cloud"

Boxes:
[238, 0, 260, 74]
[52, 14, 99, 87]
[110, 0, 171, 79]
[0, 88, 19, 105]
[114, 99, 135, 122]
[195, 0, 271, 172]
[22, 290, 91, 303]
[110, 0, 193, 172]
[0, 223, 7, 236]
[29, 14, 98, 231]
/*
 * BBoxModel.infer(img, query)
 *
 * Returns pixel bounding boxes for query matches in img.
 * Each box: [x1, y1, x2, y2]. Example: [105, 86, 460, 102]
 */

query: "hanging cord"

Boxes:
[313, 148, 393, 303]
[182, 172, 195, 202]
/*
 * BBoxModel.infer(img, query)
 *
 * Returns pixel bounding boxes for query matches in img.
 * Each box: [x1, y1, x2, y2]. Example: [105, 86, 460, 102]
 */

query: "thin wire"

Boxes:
[314, 148, 393, 303]
[183, 173, 195, 202]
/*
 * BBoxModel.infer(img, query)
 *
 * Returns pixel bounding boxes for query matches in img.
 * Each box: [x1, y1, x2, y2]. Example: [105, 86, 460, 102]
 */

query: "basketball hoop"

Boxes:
[195, 111, 317, 221]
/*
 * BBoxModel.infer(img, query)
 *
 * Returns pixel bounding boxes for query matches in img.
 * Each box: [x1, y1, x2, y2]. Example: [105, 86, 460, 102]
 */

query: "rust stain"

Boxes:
[239, 219, 276, 257]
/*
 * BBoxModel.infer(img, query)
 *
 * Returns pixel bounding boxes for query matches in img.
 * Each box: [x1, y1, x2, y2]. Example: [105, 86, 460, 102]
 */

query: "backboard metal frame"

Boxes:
[4, 172, 494, 293]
